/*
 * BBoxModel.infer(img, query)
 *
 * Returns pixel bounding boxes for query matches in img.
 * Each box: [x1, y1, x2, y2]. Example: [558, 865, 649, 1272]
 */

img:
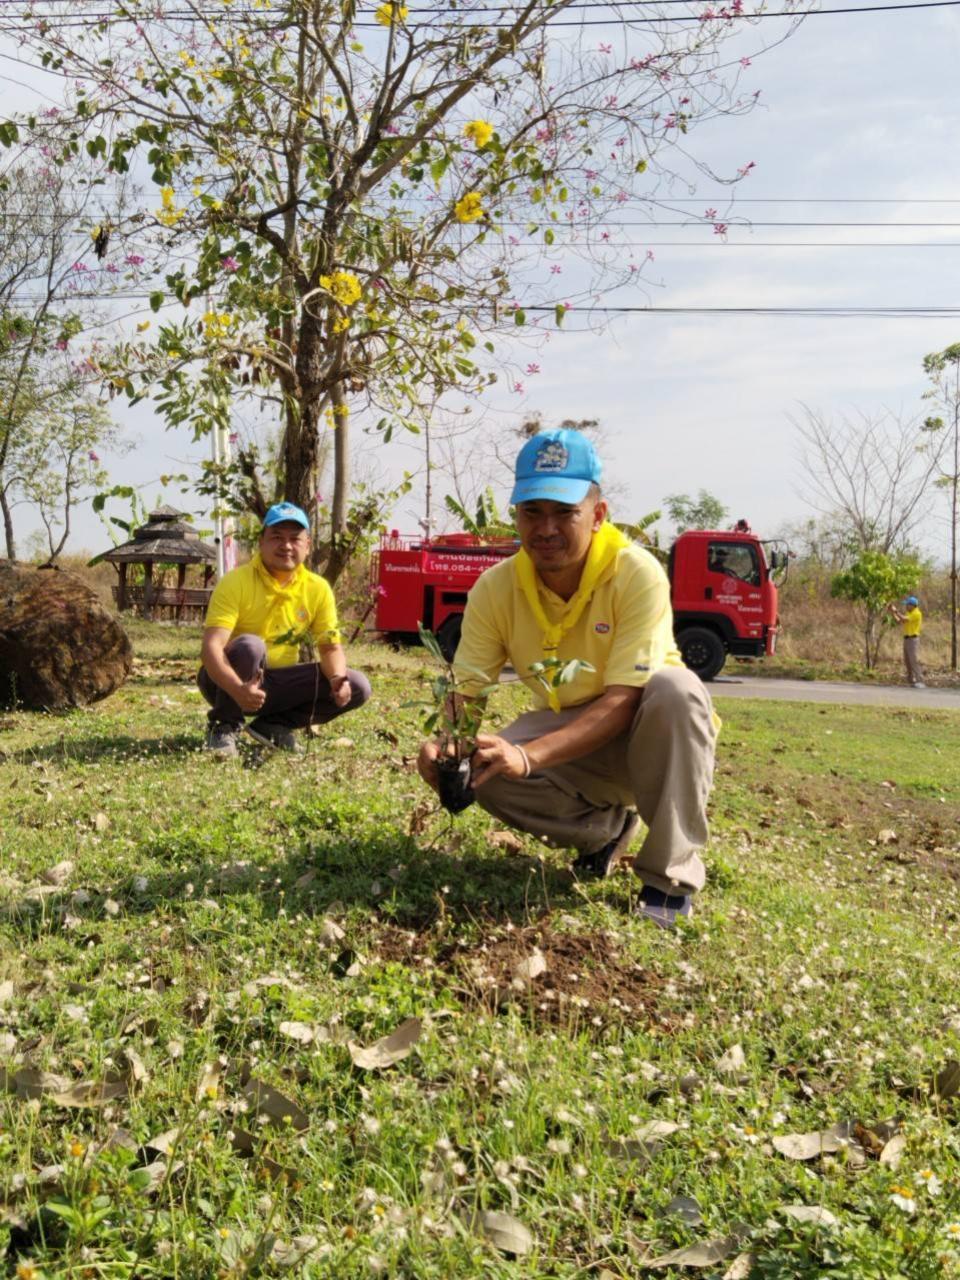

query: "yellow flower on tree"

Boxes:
[156, 186, 185, 228]
[454, 192, 485, 224]
[375, 0, 408, 24]
[203, 311, 234, 339]
[318, 271, 362, 307]
[463, 120, 493, 148]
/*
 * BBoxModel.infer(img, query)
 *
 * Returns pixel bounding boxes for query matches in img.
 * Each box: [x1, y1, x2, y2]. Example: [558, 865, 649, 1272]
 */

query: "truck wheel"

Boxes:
[437, 614, 463, 662]
[677, 626, 726, 681]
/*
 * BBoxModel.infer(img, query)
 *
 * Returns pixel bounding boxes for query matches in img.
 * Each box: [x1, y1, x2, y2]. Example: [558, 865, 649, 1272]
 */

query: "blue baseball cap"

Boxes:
[510, 429, 603, 505]
[903, 595, 919, 607]
[262, 501, 310, 530]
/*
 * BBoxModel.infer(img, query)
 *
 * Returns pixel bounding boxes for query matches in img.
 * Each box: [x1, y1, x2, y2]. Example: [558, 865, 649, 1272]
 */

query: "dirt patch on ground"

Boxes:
[375, 920, 669, 1032]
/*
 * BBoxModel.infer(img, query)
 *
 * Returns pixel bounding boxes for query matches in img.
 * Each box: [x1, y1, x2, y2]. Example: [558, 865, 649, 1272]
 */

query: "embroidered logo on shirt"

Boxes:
[296, 607, 309, 622]
[635, 664, 649, 671]
[534, 440, 569, 472]
[594, 621, 610, 634]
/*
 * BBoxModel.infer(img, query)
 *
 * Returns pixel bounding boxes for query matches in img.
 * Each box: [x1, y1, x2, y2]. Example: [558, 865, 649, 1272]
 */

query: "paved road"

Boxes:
[709, 675, 960, 710]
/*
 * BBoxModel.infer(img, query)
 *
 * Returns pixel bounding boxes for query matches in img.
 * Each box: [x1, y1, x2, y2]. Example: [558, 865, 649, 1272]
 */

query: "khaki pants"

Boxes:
[474, 666, 717, 895]
[903, 636, 924, 685]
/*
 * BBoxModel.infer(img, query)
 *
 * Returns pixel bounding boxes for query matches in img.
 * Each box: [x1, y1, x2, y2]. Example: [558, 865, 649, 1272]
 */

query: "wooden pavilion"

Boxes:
[99, 506, 218, 622]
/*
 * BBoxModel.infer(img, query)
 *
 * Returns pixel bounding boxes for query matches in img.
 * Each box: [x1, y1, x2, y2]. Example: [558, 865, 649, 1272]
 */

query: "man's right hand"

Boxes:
[417, 740, 442, 794]
[234, 675, 266, 713]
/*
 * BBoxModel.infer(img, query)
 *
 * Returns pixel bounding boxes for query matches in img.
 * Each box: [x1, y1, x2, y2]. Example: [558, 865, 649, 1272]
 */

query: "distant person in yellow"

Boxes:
[198, 502, 371, 757]
[416, 429, 718, 929]
[889, 594, 925, 688]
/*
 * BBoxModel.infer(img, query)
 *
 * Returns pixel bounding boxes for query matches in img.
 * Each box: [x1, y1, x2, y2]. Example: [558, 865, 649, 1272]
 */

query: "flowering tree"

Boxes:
[1, 0, 783, 580]
[921, 343, 960, 671]
[0, 149, 126, 558]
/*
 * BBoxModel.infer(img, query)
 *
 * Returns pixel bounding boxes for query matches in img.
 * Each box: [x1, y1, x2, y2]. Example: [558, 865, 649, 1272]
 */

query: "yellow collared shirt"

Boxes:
[204, 553, 341, 668]
[902, 606, 922, 638]
[454, 544, 683, 709]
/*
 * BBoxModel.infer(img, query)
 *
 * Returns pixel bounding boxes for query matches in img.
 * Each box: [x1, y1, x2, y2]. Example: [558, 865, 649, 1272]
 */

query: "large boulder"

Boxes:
[0, 561, 132, 710]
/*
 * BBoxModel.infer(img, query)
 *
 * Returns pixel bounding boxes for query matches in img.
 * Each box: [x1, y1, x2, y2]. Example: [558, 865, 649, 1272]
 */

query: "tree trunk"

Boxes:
[284, 312, 327, 513]
[0, 560, 132, 709]
[0, 489, 15, 560]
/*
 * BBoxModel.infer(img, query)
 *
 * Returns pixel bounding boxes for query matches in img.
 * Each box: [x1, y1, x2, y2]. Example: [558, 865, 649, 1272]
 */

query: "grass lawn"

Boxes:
[1, 620, 959, 1278]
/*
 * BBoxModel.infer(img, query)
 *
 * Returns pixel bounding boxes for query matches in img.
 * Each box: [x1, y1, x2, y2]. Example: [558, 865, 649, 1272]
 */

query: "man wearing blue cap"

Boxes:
[198, 502, 371, 756]
[888, 594, 925, 687]
[417, 429, 718, 928]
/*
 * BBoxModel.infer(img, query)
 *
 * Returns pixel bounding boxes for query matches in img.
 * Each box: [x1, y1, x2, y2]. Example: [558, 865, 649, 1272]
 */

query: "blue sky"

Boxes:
[3, 3, 959, 560]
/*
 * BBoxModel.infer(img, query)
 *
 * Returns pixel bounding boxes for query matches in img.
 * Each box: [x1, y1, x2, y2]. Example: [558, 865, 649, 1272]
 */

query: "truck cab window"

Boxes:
[708, 541, 760, 587]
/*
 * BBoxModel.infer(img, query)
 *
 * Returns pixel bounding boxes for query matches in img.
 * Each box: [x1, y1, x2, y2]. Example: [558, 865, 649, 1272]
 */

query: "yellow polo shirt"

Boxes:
[902, 606, 922, 638]
[204, 553, 341, 668]
[454, 544, 683, 709]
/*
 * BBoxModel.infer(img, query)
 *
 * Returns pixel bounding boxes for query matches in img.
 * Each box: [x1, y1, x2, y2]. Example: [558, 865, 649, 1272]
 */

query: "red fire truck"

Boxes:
[372, 521, 787, 680]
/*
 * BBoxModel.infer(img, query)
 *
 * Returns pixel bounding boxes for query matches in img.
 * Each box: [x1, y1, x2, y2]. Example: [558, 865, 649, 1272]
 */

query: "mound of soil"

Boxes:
[376, 920, 670, 1031]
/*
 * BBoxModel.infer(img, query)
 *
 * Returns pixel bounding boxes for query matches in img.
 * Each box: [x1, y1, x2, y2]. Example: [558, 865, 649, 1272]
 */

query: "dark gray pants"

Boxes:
[198, 634, 371, 731]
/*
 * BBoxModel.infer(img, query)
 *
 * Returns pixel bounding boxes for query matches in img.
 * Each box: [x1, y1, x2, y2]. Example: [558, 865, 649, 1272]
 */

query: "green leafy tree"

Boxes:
[664, 489, 728, 534]
[1, 0, 783, 582]
[831, 549, 921, 670]
[921, 342, 960, 671]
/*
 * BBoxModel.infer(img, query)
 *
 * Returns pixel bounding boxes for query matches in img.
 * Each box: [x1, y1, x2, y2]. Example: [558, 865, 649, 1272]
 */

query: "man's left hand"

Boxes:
[471, 733, 531, 788]
[331, 676, 352, 708]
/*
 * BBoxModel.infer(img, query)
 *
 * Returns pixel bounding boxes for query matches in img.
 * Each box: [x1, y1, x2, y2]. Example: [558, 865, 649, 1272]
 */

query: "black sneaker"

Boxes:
[204, 724, 239, 758]
[245, 720, 303, 754]
[637, 885, 693, 930]
[572, 812, 641, 879]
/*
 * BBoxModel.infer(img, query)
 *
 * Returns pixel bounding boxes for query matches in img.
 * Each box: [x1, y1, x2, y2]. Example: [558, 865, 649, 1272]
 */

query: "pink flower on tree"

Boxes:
[88, 450, 100, 463]
[525, 363, 541, 375]
[738, 160, 756, 176]
[513, 381, 525, 393]
[221, 256, 239, 272]
[125, 254, 144, 266]
[740, 56, 752, 68]
[550, 264, 562, 274]
[713, 222, 729, 236]
[72, 261, 89, 272]
[598, 42, 612, 53]
[705, 208, 718, 220]
[55, 339, 68, 350]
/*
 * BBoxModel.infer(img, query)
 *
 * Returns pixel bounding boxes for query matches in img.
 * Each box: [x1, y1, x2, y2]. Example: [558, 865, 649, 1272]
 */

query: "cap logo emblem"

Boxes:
[534, 441, 569, 472]
[595, 621, 610, 634]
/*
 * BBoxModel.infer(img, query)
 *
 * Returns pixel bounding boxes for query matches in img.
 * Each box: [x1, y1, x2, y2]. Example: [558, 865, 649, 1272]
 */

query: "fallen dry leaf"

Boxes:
[474, 1209, 534, 1257]
[348, 1017, 421, 1070]
[780, 1205, 838, 1227]
[278, 1021, 315, 1045]
[772, 1123, 859, 1161]
[489, 830, 526, 853]
[641, 1235, 741, 1270]
[879, 1133, 907, 1169]
[51, 1079, 128, 1108]
[41, 860, 74, 887]
[723, 1253, 756, 1280]
[716, 1043, 746, 1075]
[241, 1078, 309, 1131]
[513, 949, 547, 984]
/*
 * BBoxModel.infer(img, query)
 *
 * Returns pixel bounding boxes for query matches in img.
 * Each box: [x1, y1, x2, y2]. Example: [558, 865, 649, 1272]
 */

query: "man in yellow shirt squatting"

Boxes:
[888, 594, 925, 688]
[417, 429, 718, 929]
[199, 502, 371, 756]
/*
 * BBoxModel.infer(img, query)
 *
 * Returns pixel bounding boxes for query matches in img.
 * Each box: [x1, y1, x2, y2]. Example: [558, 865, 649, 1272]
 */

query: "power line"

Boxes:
[3, 0, 960, 28]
